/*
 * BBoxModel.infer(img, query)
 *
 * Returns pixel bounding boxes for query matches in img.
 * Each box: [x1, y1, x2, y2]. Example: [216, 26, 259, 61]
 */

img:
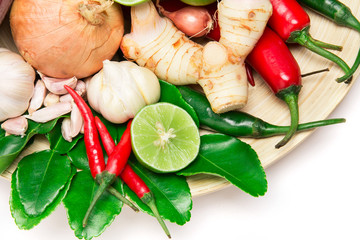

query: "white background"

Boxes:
[0, 77, 359, 239]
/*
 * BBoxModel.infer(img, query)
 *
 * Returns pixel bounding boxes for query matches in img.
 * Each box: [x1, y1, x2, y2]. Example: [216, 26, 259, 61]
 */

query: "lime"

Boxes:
[131, 103, 200, 173]
[114, 0, 149, 6]
[180, 0, 216, 6]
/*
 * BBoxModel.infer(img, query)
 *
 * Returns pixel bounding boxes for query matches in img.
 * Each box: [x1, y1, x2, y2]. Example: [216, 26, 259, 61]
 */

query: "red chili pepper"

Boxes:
[268, 0, 351, 81]
[95, 117, 171, 238]
[247, 27, 302, 148]
[64, 85, 138, 224]
[63, 85, 105, 178]
[204, 2, 220, 41]
[245, 63, 255, 87]
[82, 119, 132, 227]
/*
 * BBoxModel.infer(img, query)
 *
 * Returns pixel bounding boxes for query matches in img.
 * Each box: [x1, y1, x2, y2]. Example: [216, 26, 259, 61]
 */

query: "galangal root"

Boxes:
[120, 0, 272, 114]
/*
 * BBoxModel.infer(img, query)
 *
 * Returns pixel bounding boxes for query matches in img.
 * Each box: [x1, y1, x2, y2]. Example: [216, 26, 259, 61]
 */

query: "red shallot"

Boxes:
[157, 0, 213, 37]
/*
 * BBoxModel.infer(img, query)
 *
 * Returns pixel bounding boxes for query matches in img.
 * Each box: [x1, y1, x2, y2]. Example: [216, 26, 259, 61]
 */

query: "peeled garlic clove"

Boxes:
[25, 102, 72, 123]
[80, 122, 84, 134]
[39, 72, 78, 95]
[75, 80, 86, 97]
[61, 118, 73, 142]
[59, 94, 73, 103]
[70, 102, 83, 137]
[44, 92, 60, 107]
[1, 116, 28, 137]
[60, 80, 87, 102]
[28, 79, 47, 114]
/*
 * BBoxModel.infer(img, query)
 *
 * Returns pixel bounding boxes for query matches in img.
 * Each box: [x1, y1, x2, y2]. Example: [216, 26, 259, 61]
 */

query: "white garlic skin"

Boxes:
[0, 48, 35, 121]
[86, 60, 160, 123]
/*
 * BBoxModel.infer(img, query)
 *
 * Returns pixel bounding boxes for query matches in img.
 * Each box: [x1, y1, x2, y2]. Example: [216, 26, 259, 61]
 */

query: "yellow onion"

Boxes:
[10, 0, 124, 79]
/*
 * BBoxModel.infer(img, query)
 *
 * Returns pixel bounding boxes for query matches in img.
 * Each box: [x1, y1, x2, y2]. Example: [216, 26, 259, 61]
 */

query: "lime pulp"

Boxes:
[180, 0, 217, 6]
[131, 103, 200, 173]
[114, 0, 149, 6]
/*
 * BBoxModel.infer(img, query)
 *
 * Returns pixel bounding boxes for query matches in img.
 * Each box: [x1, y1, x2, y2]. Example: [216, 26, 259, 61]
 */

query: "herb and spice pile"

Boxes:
[0, 0, 359, 239]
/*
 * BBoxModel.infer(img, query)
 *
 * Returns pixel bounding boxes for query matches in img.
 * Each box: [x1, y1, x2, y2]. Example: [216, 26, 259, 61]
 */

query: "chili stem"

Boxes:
[290, 28, 352, 81]
[83, 174, 115, 227]
[310, 37, 342, 51]
[275, 91, 300, 149]
[83, 170, 129, 226]
[106, 186, 139, 212]
[337, 48, 360, 83]
[296, 0, 360, 83]
[262, 118, 346, 137]
[301, 68, 329, 78]
[142, 192, 171, 238]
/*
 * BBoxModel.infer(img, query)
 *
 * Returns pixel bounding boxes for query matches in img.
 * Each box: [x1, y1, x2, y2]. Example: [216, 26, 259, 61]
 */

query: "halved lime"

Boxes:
[131, 103, 200, 173]
[114, 0, 149, 6]
[180, 0, 216, 6]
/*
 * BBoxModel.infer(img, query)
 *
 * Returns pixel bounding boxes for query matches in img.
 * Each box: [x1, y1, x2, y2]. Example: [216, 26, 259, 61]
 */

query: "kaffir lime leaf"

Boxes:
[131, 103, 200, 173]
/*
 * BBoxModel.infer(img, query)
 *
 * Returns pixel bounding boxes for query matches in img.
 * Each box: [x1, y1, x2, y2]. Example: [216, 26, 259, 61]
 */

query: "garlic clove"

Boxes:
[70, 102, 83, 138]
[25, 102, 72, 123]
[59, 80, 87, 103]
[98, 87, 131, 124]
[44, 92, 60, 107]
[85, 71, 103, 112]
[28, 79, 47, 115]
[129, 64, 160, 105]
[59, 94, 73, 103]
[1, 116, 28, 137]
[39, 72, 78, 95]
[80, 122, 85, 134]
[61, 118, 73, 142]
[75, 80, 86, 97]
[102, 60, 146, 121]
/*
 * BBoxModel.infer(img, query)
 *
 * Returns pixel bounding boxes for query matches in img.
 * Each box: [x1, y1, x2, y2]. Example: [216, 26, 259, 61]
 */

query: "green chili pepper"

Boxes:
[177, 86, 345, 139]
[298, 0, 360, 83]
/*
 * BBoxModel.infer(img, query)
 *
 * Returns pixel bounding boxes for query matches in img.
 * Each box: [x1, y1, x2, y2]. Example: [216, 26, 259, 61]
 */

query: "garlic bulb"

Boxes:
[0, 48, 35, 122]
[86, 60, 160, 123]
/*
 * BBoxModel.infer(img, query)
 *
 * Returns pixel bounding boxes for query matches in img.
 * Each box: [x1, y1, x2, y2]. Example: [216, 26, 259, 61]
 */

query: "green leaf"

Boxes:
[0, 127, 5, 139]
[46, 118, 83, 154]
[16, 149, 72, 216]
[116, 123, 127, 144]
[0, 118, 61, 174]
[159, 80, 200, 128]
[178, 134, 267, 197]
[68, 140, 89, 171]
[10, 166, 77, 230]
[125, 157, 192, 225]
[63, 170, 123, 240]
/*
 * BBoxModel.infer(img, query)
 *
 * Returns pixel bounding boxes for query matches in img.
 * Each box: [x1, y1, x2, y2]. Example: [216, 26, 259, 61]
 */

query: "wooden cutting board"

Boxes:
[1, 0, 360, 197]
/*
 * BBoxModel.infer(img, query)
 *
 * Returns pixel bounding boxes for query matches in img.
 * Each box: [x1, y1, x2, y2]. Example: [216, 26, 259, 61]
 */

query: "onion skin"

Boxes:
[10, 0, 124, 79]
